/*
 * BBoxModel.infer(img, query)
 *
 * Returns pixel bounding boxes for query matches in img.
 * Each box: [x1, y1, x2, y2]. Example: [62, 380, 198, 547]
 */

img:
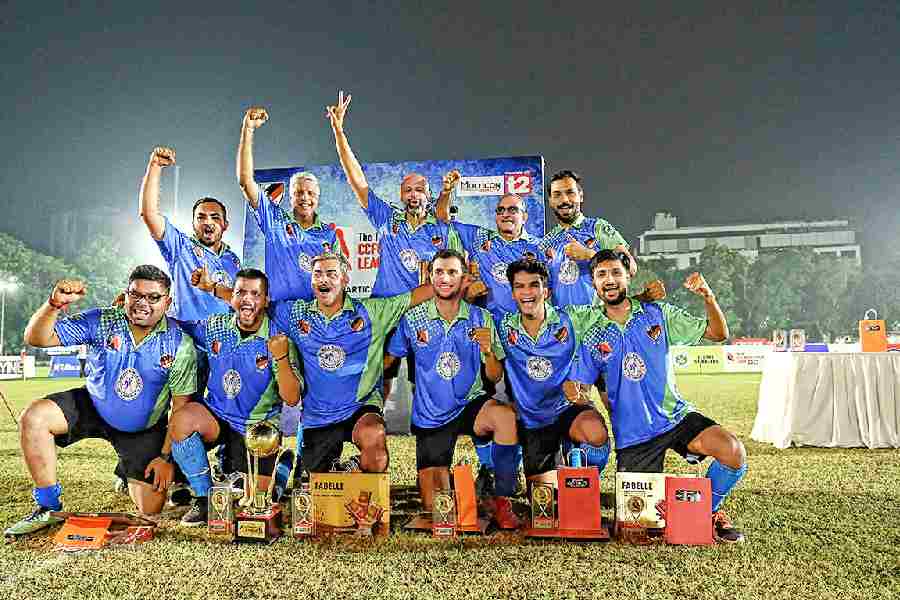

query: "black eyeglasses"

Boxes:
[126, 290, 168, 305]
[495, 206, 522, 215]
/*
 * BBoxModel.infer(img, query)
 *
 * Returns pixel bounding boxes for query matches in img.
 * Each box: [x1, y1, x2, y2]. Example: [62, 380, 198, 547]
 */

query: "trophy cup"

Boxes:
[620, 495, 650, 544]
[432, 489, 456, 538]
[234, 421, 285, 543]
[207, 482, 234, 538]
[530, 483, 555, 530]
[789, 329, 806, 352]
[772, 329, 787, 352]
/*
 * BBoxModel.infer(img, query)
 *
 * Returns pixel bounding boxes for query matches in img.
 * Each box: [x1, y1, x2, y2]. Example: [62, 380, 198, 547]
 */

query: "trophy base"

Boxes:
[524, 526, 610, 540]
[234, 505, 282, 544]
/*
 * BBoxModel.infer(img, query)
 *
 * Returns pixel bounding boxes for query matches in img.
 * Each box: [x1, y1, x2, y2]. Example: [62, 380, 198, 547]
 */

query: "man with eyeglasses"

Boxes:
[5, 266, 197, 536]
[237, 107, 339, 302]
[140, 147, 241, 321]
[539, 170, 636, 307]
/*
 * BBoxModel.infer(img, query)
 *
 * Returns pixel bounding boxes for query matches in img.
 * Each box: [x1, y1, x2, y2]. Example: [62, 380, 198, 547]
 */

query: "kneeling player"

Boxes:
[386, 250, 520, 529]
[498, 258, 611, 481]
[569, 250, 747, 543]
[6, 267, 197, 536]
[170, 269, 302, 525]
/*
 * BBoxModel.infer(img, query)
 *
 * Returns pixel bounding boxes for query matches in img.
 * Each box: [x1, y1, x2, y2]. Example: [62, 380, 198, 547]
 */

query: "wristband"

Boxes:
[48, 296, 67, 310]
[273, 354, 289, 361]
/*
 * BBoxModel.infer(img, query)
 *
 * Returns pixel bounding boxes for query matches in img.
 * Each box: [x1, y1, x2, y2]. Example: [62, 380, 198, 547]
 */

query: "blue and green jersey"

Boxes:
[271, 293, 410, 428]
[570, 300, 707, 448]
[54, 307, 197, 432]
[388, 299, 504, 429]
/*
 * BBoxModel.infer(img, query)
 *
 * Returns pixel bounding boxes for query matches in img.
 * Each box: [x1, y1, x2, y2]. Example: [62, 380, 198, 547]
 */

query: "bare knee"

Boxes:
[718, 433, 746, 469]
[571, 412, 608, 446]
[20, 399, 65, 434]
[129, 481, 166, 515]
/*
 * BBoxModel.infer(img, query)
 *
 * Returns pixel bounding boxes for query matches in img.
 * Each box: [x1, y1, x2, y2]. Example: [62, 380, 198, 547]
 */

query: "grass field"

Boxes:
[0, 374, 897, 600]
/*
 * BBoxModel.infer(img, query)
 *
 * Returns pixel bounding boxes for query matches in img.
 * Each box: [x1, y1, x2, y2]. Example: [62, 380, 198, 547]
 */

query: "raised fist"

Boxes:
[469, 327, 493, 355]
[267, 333, 290, 358]
[50, 279, 87, 310]
[190, 265, 214, 292]
[683, 272, 713, 300]
[149, 146, 176, 168]
[442, 169, 461, 192]
[243, 106, 269, 131]
[642, 279, 666, 302]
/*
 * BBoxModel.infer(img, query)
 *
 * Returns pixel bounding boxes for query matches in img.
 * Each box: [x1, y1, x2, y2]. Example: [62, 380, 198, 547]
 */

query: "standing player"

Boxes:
[569, 250, 747, 543]
[5, 266, 197, 535]
[140, 146, 241, 321]
[385, 250, 520, 529]
[237, 107, 339, 302]
[168, 268, 302, 525]
[497, 258, 611, 480]
[539, 170, 636, 307]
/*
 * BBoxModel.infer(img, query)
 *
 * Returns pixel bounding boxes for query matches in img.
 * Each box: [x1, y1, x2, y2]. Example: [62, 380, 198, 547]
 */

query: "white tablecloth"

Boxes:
[751, 352, 900, 449]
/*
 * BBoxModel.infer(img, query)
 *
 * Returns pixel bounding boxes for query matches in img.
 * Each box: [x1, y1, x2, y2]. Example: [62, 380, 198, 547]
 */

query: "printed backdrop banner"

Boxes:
[670, 346, 725, 374]
[243, 156, 545, 298]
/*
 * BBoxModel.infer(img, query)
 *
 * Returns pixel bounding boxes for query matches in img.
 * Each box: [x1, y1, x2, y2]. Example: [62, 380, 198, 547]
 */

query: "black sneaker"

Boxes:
[713, 510, 745, 543]
[170, 486, 193, 507]
[181, 499, 209, 527]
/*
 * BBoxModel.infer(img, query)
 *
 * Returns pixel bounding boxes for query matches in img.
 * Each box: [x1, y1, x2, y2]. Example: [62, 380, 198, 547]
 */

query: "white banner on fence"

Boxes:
[721, 345, 772, 372]
[0, 355, 36, 379]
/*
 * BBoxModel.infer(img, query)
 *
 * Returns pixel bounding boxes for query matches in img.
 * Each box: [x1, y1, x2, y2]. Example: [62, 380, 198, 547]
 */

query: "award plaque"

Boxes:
[789, 329, 806, 352]
[207, 484, 234, 538]
[530, 483, 555, 530]
[772, 329, 787, 352]
[292, 486, 314, 538]
[234, 421, 284, 544]
[432, 490, 456, 538]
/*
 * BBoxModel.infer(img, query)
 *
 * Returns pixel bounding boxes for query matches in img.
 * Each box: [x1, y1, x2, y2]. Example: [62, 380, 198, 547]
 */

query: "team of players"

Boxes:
[6, 94, 747, 543]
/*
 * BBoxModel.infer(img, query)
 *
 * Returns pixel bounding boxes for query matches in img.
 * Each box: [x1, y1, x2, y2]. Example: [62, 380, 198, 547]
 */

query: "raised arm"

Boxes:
[24, 280, 87, 347]
[435, 169, 460, 223]
[684, 272, 729, 342]
[139, 147, 176, 241]
[237, 107, 269, 209]
[326, 91, 369, 207]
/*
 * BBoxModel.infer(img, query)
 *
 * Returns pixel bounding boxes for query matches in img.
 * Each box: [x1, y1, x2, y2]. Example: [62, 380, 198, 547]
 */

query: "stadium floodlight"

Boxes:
[0, 279, 19, 356]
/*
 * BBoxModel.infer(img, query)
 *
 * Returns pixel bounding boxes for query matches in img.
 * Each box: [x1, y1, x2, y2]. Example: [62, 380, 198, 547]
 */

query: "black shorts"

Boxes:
[520, 404, 594, 477]
[615, 412, 717, 473]
[411, 395, 492, 470]
[301, 405, 383, 473]
[197, 403, 277, 476]
[48, 387, 167, 485]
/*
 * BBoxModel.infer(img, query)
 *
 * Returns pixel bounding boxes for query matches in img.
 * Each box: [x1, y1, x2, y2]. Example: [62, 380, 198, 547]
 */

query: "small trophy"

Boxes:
[789, 329, 806, 352]
[530, 483, 555, 530]
[234, 421, 285, 543]
[292, 484, 314, 538]
[207, 483, 234, 538]
[772, 329, 787, 351]
[620, 495, 649, 544]
[432, 489, 456, 538]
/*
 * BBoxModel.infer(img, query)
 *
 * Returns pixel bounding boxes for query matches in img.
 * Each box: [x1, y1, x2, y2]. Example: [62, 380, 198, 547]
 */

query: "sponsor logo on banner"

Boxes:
[504, 172, 533, 194]
[673, 350, 690, 368]
[457, 176, 505, 197]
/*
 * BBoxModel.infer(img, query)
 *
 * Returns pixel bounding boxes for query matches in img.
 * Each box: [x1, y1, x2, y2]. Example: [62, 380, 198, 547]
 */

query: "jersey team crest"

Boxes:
[399, 249, 420, 273]
[298, 254, 313, 272]
[623, 352, 647, 382]
[558, 259, 579, 285]
[526, 356, 553, 381]
[436, 352, 461, 380]
[222, 369, 242, 399]
[317, 344, 346, 371]
[491, 262, 509, 283]
[115, 368, 143, 401]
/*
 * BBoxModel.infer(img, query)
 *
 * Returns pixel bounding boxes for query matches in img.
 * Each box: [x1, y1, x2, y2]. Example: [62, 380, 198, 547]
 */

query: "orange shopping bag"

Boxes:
[859, 309, 887, 353]
[53, 516, 112, 551]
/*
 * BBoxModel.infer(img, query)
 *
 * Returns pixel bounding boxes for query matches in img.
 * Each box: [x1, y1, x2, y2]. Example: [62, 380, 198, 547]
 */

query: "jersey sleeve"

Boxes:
[361, 292, 412, 332]
[660, 302, 708, 346]
[386, 316, 411, 358]
[594, 218, 628, 250]
[363, 189, 393, 228]
[269, 300, 296, 333]
[168, 332, 198, 397]
[53, 309, 102, 346]
[155, 218, 187, 266]
[563, 304, 603, 343]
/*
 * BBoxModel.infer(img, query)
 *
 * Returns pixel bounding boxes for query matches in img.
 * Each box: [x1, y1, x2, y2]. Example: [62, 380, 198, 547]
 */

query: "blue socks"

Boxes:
[706, 459, 747, 512]
[172, 432, 212, 498]
[33, 483, 62, 511]
[491, 442, 519, 497]
[582, 442, 611, 473]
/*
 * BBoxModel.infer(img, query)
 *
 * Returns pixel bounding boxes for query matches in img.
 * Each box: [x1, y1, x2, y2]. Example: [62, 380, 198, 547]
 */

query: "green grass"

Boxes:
[0, 374, 897, 600]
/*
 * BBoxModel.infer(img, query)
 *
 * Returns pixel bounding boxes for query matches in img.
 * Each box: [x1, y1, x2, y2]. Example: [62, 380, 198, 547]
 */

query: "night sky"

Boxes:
[3, 2, 900, 264]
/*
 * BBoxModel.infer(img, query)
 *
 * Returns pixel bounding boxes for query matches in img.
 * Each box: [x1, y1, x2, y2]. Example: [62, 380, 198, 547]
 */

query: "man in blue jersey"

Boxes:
[386, 250, 520, 529]
[237, 107, 340, 302]
[569, 249, 747, 543]
[5, 266, 197, 536]
[140, 146, 241, 321]
[167, 268, 302, 525]
[497, 258, 611, 480]
[539, 170, 636, 307]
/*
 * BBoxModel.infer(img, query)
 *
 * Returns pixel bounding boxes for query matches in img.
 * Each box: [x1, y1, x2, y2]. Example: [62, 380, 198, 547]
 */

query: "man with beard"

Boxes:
[237, 107, 339, 301]
[140, 147, 241, 321]
[539, 170, 636, 307]
[5, 266, 197, 535]
[385, 250, 520, 529]
[168, 268, 302, 526]
[198, 253, 437, 474]
[568, 250, 746, 543]
[497, 258, 612, 481]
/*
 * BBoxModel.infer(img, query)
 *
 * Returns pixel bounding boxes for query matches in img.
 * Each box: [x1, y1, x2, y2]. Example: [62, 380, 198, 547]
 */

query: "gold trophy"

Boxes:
[234, 421, 285, 543]
[530, 483, 555, 530]
[432, 489, 456, 538]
